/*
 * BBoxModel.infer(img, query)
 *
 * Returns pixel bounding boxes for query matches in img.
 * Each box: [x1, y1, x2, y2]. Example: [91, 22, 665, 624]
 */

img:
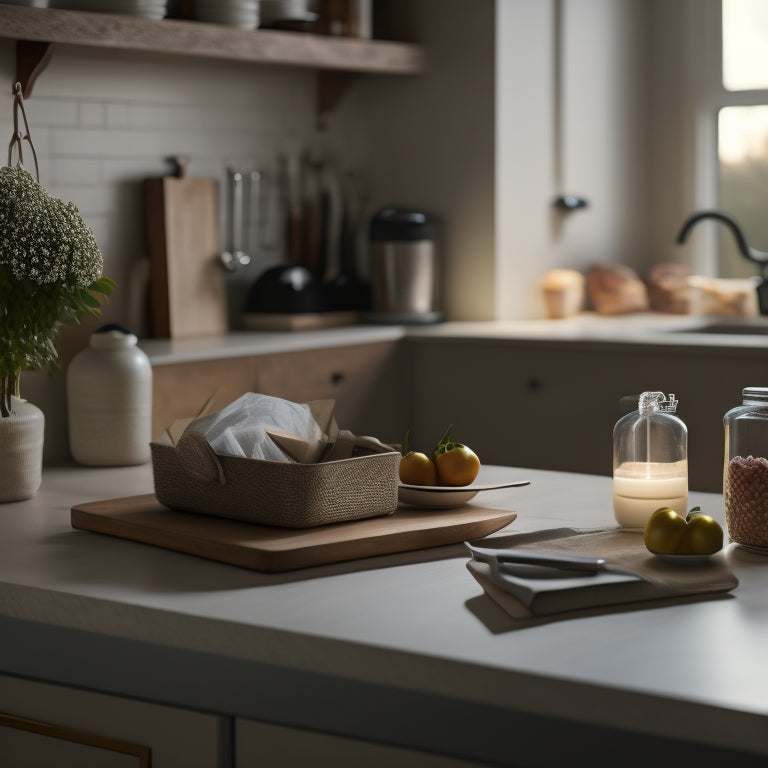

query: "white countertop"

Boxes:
[138, 314, 768, 365]
[2, 462, 768, 764]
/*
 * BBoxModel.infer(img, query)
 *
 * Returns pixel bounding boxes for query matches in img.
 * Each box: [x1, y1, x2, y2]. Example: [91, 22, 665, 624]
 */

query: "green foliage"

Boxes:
[0, 164, 114, 417]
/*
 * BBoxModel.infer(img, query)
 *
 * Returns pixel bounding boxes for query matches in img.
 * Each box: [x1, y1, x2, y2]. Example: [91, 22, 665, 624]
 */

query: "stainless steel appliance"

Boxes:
[365, 206, 442, 324]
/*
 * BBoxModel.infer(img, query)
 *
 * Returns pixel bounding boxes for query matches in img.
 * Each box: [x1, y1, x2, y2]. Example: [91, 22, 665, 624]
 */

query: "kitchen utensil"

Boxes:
[324, 168, 371, 311]
[281, 149, 304, 267]
[398, 480, 531, 509]
[144, 156, 228, 338]
[71, 494, 517, 572]
[220, 168, 252, 273]
[467, 543, 613, 576]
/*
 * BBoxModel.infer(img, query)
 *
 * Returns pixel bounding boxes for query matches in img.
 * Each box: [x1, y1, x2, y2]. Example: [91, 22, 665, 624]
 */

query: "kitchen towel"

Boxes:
[467, 527, 738, 621]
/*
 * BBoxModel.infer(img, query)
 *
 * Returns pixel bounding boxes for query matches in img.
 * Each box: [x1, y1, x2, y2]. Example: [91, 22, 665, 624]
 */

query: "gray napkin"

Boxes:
[467, 527, 738, 619]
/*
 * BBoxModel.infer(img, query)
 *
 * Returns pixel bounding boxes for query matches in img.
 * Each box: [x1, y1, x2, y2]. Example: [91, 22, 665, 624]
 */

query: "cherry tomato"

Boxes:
[644, 506, 723, 556]
[433, 424, 480, 487]
[398, 431, 437, 485]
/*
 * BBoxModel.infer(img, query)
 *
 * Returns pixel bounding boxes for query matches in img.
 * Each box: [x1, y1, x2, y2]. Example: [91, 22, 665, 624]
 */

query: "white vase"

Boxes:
[0, 396, 45, 502]
[67, 325, 153, 466]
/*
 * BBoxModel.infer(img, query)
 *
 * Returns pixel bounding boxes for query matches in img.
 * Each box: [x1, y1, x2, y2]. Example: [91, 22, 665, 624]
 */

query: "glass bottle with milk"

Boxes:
[613, 391, 688, 530]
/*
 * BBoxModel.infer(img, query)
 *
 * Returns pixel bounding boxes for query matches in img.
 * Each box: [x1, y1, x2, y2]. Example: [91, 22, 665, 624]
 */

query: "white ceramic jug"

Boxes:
[67, 324, 152, 466]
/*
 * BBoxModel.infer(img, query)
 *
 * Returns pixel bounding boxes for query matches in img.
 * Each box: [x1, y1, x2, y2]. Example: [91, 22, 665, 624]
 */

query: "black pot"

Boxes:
[244, 265, 322, 314]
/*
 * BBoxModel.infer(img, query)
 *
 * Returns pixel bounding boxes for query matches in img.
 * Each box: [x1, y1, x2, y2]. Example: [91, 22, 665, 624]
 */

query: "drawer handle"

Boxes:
[331, 372, 345, 385]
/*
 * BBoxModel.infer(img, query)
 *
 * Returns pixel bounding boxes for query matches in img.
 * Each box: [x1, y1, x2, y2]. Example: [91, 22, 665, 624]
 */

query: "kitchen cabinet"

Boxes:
[236, 719, 489, 767]
[151, 339, 406, 444]
[0, 674, 223, 768]
[0, 5, 423, 109]
[406, 337, 768, 493]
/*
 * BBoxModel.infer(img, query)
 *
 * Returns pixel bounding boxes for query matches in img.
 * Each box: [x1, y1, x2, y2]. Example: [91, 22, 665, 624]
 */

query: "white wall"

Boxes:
[335, 0, 497, 321]
[496, 0, 654, 320]
[0, 39, 366, 458]
[0, 1, 685, 458]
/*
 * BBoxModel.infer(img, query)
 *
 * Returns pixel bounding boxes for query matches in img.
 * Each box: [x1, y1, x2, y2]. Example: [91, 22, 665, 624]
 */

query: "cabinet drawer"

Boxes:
[252, 341, 403, 441]
[236, 719, 488, 768]
[152, 356, 255, 437]
[151, 341, 405, 446]
[0, 674, 222, 768]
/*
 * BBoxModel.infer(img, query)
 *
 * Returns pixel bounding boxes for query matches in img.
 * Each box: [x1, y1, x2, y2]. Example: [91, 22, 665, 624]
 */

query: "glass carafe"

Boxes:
[613, 391, 688, 530]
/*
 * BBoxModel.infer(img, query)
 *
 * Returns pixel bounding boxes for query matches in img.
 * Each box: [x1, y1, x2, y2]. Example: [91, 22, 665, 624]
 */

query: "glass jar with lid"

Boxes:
[613, 391, 688, 530]
[724, 387, 768, 551]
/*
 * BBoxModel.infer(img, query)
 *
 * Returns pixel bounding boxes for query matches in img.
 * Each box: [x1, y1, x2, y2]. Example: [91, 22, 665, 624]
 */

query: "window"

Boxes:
[716, 0, 768, 277]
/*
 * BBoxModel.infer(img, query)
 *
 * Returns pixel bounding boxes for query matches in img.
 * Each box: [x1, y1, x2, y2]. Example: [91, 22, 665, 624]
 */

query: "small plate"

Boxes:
[398, 480, 530, 509]
[654, 553, 716, 565]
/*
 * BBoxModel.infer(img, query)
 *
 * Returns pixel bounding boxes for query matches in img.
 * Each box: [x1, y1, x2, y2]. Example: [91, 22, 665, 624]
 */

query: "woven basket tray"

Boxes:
[150, 430, 400, 528]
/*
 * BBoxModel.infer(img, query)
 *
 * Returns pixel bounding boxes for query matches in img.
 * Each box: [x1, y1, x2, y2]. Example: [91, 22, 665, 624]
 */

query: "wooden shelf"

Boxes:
[0, 5, 424, 109]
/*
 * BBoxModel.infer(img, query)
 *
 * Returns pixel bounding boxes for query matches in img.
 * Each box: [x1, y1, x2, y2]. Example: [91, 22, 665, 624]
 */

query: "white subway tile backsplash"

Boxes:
[23, 98, 78, 127]
[105, 103, 130, 128]
[79, 101, 105, 128]
[50, 157, 101, 185]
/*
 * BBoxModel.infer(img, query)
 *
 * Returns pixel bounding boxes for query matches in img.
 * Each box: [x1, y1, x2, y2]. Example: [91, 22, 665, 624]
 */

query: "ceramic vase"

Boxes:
[0, 396, 45, 502]
[67, 325, 153, 466]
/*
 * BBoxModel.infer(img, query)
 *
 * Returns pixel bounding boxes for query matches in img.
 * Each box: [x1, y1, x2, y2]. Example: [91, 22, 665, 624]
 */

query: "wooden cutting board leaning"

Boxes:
[144, 159, 228, 338]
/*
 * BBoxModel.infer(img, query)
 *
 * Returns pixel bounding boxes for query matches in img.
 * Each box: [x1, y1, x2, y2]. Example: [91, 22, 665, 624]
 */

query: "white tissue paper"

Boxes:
[186, 393, 326, 462]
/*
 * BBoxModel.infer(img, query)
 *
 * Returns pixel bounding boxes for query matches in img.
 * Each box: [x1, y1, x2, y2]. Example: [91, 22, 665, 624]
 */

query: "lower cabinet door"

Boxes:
[0, 674, 224, 768]
[236, 719, 488, 768]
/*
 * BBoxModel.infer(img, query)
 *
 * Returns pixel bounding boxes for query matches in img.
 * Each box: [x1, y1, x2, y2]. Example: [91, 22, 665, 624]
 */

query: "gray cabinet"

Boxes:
[151, 340, 407, 445]
[236, 719, 489, 768]
[407, 338, 768, 493]
[0, 675, 223, 768]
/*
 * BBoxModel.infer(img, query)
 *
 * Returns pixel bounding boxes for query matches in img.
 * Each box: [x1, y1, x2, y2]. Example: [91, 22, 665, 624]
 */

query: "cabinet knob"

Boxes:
[526, 377, 542, 392]
[331, 371, 345, 385]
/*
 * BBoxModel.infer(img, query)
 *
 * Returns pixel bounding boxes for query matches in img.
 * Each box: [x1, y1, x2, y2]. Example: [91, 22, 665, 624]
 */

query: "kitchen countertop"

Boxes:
[2, 463, 768, 765]
[138, 313, 768, 365]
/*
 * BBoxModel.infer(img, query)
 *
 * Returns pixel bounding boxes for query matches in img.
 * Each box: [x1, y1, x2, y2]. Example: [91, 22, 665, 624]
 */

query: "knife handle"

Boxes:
[468, 546, 605, 573]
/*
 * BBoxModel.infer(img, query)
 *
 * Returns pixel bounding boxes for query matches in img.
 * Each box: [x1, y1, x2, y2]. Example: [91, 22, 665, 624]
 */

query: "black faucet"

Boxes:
[676, 210, 768, 314]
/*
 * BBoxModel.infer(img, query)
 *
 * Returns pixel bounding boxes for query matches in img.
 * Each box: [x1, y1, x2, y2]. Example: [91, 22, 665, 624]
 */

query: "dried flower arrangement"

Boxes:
[0, 83, 114, 417]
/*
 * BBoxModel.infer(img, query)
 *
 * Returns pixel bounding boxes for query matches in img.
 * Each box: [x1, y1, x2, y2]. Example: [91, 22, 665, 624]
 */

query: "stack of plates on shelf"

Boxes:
[49, 0, 168, 18]
[194, 0, 259, 29]
[259, 0, 318, 28]
[2, 1, 50, 8]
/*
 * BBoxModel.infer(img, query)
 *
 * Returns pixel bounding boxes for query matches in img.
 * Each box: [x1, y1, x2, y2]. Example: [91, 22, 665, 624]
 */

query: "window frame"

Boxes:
[693, 0, 768, 275]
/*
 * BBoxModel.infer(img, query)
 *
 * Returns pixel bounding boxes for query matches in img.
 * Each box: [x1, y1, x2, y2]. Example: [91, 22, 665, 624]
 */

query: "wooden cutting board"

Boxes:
[145, 173, 228, 339]
[71, 494, 517, 573]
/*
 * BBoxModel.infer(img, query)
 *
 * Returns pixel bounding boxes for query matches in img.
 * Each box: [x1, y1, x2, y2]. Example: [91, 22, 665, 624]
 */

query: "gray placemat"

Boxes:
[467, 527, 738, 619]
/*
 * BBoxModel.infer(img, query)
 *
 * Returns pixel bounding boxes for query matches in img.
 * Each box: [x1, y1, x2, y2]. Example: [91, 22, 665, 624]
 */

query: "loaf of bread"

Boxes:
[587, 263, 649, 315]
[647, 262, 693, 314]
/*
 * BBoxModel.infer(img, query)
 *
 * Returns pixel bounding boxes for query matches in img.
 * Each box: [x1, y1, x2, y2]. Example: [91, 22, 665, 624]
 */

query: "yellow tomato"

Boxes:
[433, 424, 481, 486]
[644, 506, 723, 556]
[676, 512, 724, 556]
[435, 446, 480, 486]
[643, 507, 687, 555]
[399, 452, 437, 485]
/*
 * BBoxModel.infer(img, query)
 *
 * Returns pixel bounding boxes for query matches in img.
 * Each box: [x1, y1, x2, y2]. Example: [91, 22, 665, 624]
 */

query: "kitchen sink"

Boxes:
[669, 319, 768, 335]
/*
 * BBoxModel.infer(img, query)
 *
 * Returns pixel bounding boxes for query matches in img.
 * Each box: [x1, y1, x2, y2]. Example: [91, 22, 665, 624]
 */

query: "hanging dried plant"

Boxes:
[0, 83, 114, 417]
